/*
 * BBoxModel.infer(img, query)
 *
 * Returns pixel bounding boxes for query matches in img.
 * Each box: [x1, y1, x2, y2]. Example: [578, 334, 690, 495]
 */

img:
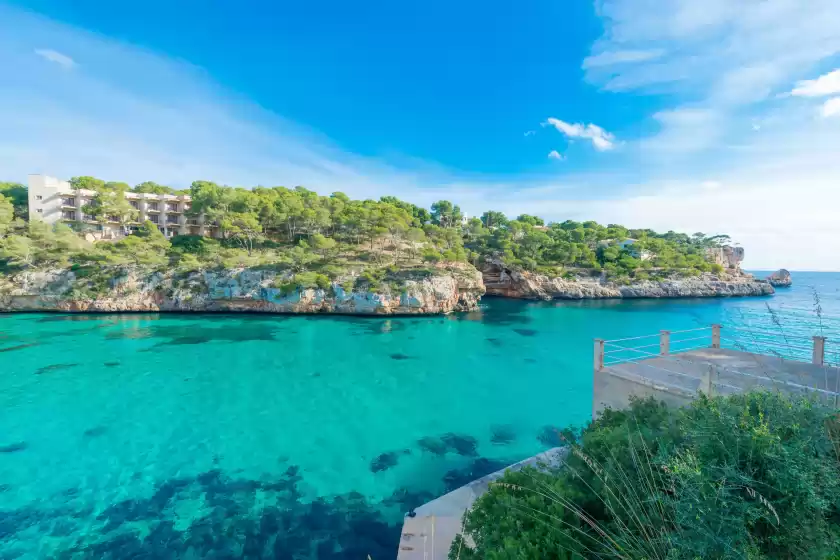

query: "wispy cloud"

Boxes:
[822, 97, 840, 118]
[34, 48, 75, 68]
[583, 49, 664, 69]
[523, 130, 536, 137]
[790, 68, 840, 97]
[547, 150, 564, 160]
[542, 118, 615, 151]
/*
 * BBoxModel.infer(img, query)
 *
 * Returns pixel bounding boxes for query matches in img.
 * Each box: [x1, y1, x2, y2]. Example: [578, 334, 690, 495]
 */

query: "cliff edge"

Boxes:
[0, 264, 485, 315]
[481, 259, 774, 300]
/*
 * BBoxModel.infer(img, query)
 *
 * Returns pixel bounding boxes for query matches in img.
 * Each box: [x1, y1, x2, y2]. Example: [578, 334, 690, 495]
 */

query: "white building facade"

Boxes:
[27, 175, 219, 239]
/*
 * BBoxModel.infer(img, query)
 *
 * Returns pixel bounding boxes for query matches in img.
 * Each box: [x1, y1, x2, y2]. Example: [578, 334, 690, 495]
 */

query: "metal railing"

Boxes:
[595, 324, 836, 370]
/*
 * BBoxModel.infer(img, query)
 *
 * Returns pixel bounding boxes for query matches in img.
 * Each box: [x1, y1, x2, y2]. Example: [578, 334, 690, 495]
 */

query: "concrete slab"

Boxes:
[595, 348, 840, 417]
[396, 447, 567, 560]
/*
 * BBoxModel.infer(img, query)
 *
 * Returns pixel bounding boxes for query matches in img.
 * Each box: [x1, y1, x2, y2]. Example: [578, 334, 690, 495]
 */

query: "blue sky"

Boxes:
[1, 0, 840, 270]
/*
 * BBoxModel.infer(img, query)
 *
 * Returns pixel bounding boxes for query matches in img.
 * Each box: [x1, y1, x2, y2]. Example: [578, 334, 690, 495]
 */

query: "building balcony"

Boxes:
[61, 197, 76, 207]
[165, 205, 181, 213]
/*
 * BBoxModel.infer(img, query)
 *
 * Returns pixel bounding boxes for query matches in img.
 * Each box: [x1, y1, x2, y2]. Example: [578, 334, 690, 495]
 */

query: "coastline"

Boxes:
[0, 262, 775, 316]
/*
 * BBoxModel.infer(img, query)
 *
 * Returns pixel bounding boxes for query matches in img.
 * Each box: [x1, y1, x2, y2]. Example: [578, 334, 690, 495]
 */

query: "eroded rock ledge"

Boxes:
[0, 264, 485, 315]
[481, 260, 774, 300]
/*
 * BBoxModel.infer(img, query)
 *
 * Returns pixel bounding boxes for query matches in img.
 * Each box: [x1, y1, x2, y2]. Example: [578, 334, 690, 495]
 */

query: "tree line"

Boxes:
[0, 177, 731, 282]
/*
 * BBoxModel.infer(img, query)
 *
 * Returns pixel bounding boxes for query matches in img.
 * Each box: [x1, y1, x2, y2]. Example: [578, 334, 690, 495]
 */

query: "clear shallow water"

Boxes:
[1, 272, 838, 558]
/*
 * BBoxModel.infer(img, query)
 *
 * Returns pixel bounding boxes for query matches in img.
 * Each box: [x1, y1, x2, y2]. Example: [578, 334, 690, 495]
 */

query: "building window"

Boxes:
[61, 210, 76, 220]
[148, 215, 159, 224]
[147, 202, 159, 211]
[83, 214, 95, 221]
[109, 215, 120, 223]
[130, 201, 139, 209]
[187, 218, 199, 226]
[36, 208, 43, 213]
[36, 195, 43, 201]
[166, 203, 179, 212]
[166, 215, 179, 224]
[62, 197, 76, 206]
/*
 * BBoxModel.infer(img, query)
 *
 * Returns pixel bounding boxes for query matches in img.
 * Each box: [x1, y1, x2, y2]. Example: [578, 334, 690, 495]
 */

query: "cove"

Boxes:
[0, 272, 837, 558]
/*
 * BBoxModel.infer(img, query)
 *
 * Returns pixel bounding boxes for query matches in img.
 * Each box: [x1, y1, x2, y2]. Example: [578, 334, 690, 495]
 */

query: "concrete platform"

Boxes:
[396, 447, 567, 560]
[595, 348, 840, 416]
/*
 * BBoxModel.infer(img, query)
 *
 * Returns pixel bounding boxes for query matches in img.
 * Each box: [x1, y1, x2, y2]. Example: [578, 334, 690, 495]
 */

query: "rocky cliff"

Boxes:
[0, 265, 485, 315]
[481, 260, 774, 300]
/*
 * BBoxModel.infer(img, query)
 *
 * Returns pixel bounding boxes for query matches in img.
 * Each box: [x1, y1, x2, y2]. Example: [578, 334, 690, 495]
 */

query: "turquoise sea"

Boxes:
[1, 272, 839, 558]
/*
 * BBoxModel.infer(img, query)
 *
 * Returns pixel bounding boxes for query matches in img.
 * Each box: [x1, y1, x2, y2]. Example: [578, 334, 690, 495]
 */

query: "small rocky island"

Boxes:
[766, 269, 792, 288]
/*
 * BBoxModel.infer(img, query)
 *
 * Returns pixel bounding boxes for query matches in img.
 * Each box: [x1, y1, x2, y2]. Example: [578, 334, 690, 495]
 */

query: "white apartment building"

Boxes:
[27, 175, 220, 239]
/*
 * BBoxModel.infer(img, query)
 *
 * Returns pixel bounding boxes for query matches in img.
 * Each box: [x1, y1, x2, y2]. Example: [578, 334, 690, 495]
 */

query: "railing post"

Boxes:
[594, 339, 605, 371]
[699, 365, 716, 396]
[660, 330, 670, 356]
[712, 324, 721, 349]
[813, 336, 826, 366]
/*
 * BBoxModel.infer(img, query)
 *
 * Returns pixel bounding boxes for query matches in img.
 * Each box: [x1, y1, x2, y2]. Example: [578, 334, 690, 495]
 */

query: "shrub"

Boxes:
[711, 263, 725, 274]
[453, 392, 840, 559]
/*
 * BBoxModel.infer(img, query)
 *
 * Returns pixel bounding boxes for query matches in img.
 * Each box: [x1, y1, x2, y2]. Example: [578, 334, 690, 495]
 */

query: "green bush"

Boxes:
[453, 392, 840, 559]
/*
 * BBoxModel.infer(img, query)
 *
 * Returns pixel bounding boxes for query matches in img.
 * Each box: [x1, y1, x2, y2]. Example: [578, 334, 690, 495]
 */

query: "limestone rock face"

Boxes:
[705, 246, 745, 270]
[481, 259, 774, 300]
[0, 264, 486, 315]
[766, 269, 792, 288]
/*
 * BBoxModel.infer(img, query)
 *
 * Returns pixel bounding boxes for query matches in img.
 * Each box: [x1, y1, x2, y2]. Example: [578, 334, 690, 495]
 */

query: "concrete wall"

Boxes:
[593, 367, 694, 418]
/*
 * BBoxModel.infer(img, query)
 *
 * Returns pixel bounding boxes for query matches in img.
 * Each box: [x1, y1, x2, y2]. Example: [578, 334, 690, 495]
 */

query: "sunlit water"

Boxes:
[1, 272, 838, 558]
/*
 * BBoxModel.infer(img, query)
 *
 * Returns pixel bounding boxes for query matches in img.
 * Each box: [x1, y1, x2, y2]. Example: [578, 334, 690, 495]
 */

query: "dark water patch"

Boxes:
[370, 449, 411, 473]
[41, 466, 399, 559]
[458, 298, 534, 326]
[317, 315, 407, 336]
[513, 328, 538, 337]
[442, 458, 511, 492]
[389, 353, 411, 361]
[417, 436, 448, 456]
[486, 337, 503, 347]
[37, 315, 110, 323]
[441, 433, 479, 457]
[536, 425, 564, 447]
[524, 357, 538, 364]
[0, 484, 10, 493]
[490, 425, 517, 445]
[103, 361, 120, 367]
[0, 450, 524, 558]
[83, 426, 108, 438]
[108, 322, 279, 348]
[0, 343, 38, 353]
[0, 441, 28, 453]
[35, 363, 79, 375]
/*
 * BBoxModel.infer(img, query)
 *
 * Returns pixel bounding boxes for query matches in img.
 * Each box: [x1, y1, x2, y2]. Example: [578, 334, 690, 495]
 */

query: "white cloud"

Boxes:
[790, 68, 840, 97]
[700, 180, 721, 190]
[547, 150, 564, 160]
[542, 118, 615, 151]
[34, 48, 75, 69]
[583, 49, 664, 68]
[822, 97, 840, 117]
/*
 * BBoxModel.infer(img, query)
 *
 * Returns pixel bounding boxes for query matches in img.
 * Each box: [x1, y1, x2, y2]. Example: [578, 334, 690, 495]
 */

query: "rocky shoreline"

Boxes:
[0, 258, 778, 316]
[0, 265, 485, 316]
[481, 261, 774, 300]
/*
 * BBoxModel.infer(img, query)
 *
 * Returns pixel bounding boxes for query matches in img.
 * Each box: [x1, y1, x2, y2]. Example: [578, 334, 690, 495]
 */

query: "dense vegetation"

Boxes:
[1, 177, 731, 285]
[453, 392, 840, 559]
